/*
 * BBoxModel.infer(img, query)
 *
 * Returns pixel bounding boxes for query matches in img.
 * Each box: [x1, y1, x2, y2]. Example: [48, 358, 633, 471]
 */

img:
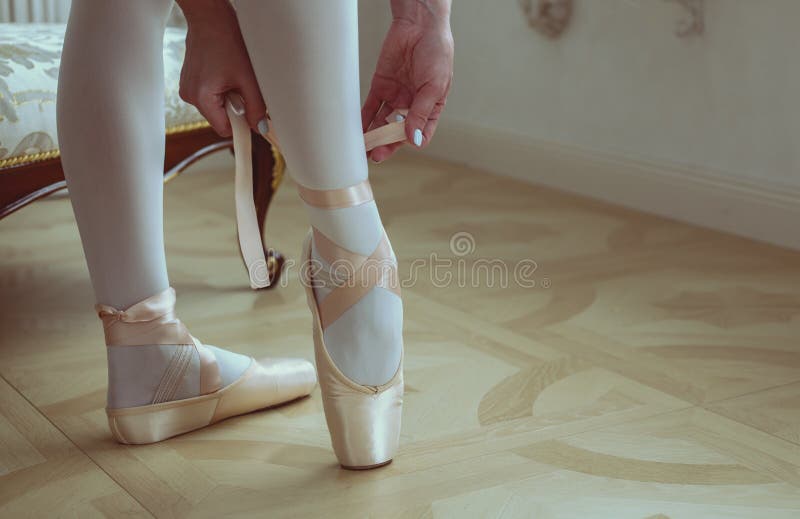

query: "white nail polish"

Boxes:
[413, 128, 423, 147]
[395, 114, 405, 123]
[257, 118, 269, 137]
[227, 94, 245, 116]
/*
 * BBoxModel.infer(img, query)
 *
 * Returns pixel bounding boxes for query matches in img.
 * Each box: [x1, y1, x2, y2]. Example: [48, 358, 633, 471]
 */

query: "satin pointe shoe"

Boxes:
[99, 287, 317, 444]
[299, 183, 404, 470]
[226, 95, 409, 468]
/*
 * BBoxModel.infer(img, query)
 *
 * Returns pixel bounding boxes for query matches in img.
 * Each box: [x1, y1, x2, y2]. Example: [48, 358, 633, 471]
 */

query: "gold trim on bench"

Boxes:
[0, 117, 284, 197]
[0, 120, 212, 170]
[165, 120, 211, 136]
[271, 144, 285, 192]
[0, 149, 60, 169]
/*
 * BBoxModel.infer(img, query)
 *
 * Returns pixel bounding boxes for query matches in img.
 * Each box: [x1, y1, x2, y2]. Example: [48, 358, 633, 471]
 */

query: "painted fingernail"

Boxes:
[413, 128, 423, 147]
[227, 94, 245, 115]
[257, 118, 270, 137]
[395, 114, 405, 122]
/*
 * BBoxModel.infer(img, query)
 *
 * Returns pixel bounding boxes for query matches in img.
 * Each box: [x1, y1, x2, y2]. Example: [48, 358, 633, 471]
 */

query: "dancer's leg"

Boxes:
[233, 0, 402, 386]
[58, 0, 252, 410]
[58, 0, 172, 310]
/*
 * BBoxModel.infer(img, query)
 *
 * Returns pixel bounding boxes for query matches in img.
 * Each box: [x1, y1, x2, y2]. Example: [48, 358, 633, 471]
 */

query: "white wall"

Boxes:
[358, 0, 800, 248]
[4, 1, 797, 245]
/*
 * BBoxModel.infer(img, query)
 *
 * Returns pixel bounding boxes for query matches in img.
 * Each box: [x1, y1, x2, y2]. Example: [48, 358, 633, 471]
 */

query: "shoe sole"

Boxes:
[340, 459, 393, 471]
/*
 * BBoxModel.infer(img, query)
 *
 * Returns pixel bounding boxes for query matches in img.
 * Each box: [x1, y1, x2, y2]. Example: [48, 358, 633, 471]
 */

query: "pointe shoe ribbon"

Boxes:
[226, 95, 270, 290]
[96, 287, 192, 346]
[96, 287, 223, 396]
[363, 108, 409, 152]
[224, 93, 408, 290]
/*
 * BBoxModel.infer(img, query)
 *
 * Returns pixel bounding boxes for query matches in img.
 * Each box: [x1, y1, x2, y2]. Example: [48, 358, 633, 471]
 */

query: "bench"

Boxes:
[0, 23, 284, 287]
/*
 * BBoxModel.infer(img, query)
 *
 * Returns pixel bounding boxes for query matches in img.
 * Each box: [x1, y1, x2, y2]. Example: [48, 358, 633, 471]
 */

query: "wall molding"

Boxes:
[422, 120, 800, 251]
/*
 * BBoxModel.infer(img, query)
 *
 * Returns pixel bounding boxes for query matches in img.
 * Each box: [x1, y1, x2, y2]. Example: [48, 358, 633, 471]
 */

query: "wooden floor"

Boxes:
[1, 151, 800, 518]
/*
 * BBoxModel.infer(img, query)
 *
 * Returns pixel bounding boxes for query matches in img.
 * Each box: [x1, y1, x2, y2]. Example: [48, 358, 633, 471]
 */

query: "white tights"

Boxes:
[57, 0, 402, 404]
[233, 0, 402, 386]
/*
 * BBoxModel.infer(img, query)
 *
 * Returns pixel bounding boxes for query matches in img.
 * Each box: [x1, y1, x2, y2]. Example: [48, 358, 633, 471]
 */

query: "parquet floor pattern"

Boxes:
[1, 152, 799, 518]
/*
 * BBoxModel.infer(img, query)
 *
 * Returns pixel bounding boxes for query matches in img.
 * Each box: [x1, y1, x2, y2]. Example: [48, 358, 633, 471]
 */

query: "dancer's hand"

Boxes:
[362, 0, 454, 162]
[177, 0, 266, 137]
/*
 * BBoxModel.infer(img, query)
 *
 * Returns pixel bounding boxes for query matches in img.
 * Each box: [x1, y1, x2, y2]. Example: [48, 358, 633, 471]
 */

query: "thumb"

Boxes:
[405, 83, 440, 148]
[238, 82, 268, 132]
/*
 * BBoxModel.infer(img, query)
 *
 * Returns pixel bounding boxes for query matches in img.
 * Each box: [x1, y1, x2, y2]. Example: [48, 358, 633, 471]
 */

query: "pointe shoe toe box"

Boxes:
[255, 356, 318, 402]
[214, 357, 317, 420]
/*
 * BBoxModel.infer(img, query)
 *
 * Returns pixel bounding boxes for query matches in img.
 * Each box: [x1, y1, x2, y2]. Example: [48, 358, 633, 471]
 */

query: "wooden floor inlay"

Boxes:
[1, 151, 799, 517]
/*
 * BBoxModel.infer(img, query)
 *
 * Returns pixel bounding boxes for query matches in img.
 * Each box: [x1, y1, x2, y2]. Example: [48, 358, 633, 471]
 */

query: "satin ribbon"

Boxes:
[297, 179, 374, 209]
[227, 96, 270, 290]
[225, 94, 408, 290]
[96, 286, 178, 324]
[364, 108, 409, 153]
[313, 229, 400, 329]
[95, 287, 194, 346]
[97, 287, 223, 396]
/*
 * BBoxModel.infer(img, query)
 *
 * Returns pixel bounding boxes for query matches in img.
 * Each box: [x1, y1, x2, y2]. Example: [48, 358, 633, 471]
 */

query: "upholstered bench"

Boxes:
[0, 23, 284, 286]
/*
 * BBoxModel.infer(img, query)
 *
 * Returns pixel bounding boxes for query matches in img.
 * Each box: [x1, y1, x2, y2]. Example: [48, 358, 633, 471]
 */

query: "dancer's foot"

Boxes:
[99, 287, 316, 444]
[309, 218, 403, 387]
[299, 180, 404, 469]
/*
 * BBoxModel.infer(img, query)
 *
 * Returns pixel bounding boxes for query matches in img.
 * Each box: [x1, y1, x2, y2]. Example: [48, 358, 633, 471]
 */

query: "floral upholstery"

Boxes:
[0, 23, 206, 168]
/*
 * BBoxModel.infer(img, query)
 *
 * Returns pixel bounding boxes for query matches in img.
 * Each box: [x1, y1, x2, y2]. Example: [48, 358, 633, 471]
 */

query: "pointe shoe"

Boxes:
[226, 95, 408, 467]
[298, 184, 404, 470]
[98, 287, 317, 444]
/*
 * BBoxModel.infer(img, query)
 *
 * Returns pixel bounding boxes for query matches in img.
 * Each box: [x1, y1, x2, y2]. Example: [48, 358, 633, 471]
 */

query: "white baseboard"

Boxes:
[422, 120, 800, 251]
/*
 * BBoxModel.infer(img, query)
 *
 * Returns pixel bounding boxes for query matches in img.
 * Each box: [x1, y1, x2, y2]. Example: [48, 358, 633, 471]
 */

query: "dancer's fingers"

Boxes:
[369, 142, 403, 163]
[406, 82, 443, 148]
[238, 81, 268, 132]
[421, 97, 446, 146]
[195, 89, 233, 137]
